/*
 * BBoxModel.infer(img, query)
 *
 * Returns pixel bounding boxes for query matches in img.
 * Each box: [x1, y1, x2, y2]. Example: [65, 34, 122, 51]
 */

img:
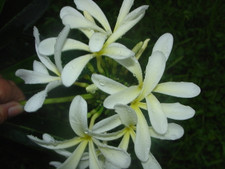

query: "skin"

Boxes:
[0, 75, 25, 124]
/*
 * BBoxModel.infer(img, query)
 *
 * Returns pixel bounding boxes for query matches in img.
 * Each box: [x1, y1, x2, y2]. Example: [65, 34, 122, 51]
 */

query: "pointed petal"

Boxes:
[134, 107, 151, 162]
[141, 153, 162, 169]
[61, 54, 93, 87]
[116, 56, 143, 83]
[58, 141, 88, 169]
[33, 60, 49, 74]
[152, 33, 173, 60]
[24, 81, 61, 112]
[114, 0, 134, 30]
[92, 114, 121, 133]
[103, 43, 135, 60]
[91, 74, 127, 95]
[39, 38, 89, 56]
[74, 0, 112, 33]
[89, 141, 101, 169]
[154, 82, 201, 98]
[114, 104, 137, 126]
[16, 69, 60, 84]
[50, 161, 62, 168]
[106, 5, 148, 44]
[89, 32, 107, 52]
[104, 86, 140, 109]
[27, 134, 81, 149]
[60, 6, 83, 19]
[54, 25, 70, 72]
[69, 96, 88, 136]
[146, 94, 168, 134]
[89, 130, 125, 141]
[149, 123, 184, 140]
[161, 103, 195, 120]
[141, 51, 166, 97]
[55, 149, 72, 157]
[95, 139, 131, 168]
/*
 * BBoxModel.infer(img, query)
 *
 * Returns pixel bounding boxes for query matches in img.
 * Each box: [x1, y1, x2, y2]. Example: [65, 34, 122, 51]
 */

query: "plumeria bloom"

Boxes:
[90, 104, 184, 168]
[15, 26, 70, 112]
[28, 96, 131, 169]
[38, 0, 148, 87]
[91, 33, 201, 135]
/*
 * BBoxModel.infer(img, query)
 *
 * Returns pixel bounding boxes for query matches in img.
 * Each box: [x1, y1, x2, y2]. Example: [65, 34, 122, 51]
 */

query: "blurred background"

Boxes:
[0, 0, 225, 168]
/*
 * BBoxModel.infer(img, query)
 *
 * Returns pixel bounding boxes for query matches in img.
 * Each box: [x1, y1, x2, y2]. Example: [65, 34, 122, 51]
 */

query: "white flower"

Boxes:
[15, 26, 70, 112]
[28, 96, 131, 169]
[38, 0, 148, 87]
[91, 33, 201, 134]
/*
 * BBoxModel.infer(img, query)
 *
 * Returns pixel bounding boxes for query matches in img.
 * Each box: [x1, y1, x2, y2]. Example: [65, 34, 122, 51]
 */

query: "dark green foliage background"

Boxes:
[0, 0, 224, 168]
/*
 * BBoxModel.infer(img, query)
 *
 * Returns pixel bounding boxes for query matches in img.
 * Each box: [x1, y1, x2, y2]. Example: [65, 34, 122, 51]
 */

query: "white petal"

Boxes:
[89, 129, 124, 141]
[54, 25, 70, 72]
[50, 161, 62, 168]
[95, 140, 131, 168]
[89, 32, 107, 52]
[103, 43, 134, 60]
[33, 60, 49, 74]
[161, 103, 195, 120]
[74, 0, 112, 33]
[16, 69, 60, 84]
[62, 14, 106, 33]
[60, 6, 83, 19]
[116, 56, 143, 83]
[134, 107, 151, 162]
[114, 104, 137, 126]
[141, 51, 166, 97]
[104, 86, 140, 109]
[91, 74, 127, 94]
[152, 33, 173, 60]
[106, 5, 148, 44]
[58, 141, 88, 169]
[39, 38, 89, 56]
[61, 54, 93, 87]
[146, 94, 168, 134]
[154, 82, 201, 98]
[149, 123, 184, 140]
[114, 0, 134, 30]
[141, 153, 162, 169]
[27, 134, 80, 149]
[24, 81, 61, 112]
[92, 114, 121, 133]
[89, 141, 101, 169]
[55, 149, 72, 157]
[69, 96, 88, 136]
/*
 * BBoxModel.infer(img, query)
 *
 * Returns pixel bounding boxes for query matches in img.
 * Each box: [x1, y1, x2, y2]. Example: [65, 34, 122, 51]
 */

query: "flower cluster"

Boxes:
[16, 0, 200, 168]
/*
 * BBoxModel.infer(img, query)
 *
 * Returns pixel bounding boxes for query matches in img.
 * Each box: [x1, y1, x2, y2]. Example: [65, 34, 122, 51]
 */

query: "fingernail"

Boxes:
[8, 104, 24, 118]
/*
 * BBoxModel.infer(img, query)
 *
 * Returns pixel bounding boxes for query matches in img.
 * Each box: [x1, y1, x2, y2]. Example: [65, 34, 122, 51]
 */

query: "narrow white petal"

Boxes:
[152, 33, 173, 60]
[134, 107, 151, 162]
[89, 129, 124, 141]
[16, 69, 60, 84]
[60, 6, 83, 19]
[54, 25, 70, 72]
[114, 0, 134, 30]
[114, 104, 137, 126]
[149, 123, 184, 140]
[115, 56, 143, 83]
[58, 141, 88, 169]
[161, 103, 195, 120]
[74, 0, 112, 33]
[141, 51, 166, 97]
[92, 114, 121, 133]
[27, 134, 81, 149]
[89, 141, 101, 169]
[146, 94, 168, 134]
[39, 38, 89, 56]
[95, 140, 131, 168]
[104, 86, 140, 109]
[141, 153, 162, 169]
[50, 161, 62, 168]
[103, 43, 135, 60]
[69, 96, 88, 136]
[91, 74, 127, 94]
[61, 54, 93, 87]
[55, 149, 72, 157]
[154, 82, 201, 98]
[33, 60, 49, 74]
[89, 32, 107, 52]
[24, 81, 61, 112]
